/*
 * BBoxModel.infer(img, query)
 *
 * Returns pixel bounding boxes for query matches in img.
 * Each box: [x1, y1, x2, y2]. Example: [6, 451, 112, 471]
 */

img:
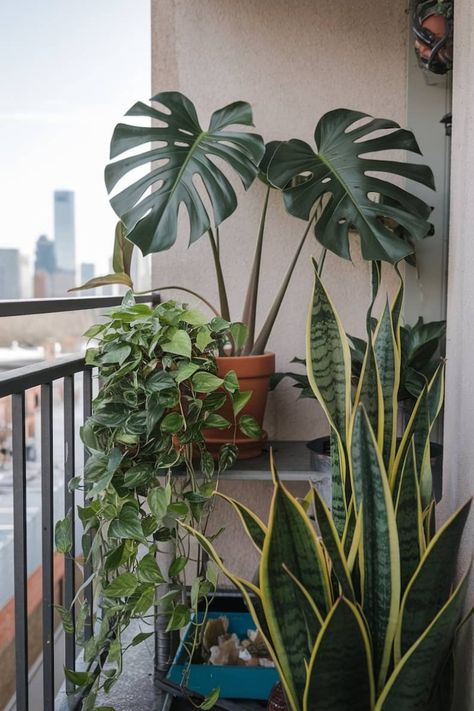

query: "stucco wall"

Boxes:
[442, 1, 474, 707]
[150, 0, 409, 442]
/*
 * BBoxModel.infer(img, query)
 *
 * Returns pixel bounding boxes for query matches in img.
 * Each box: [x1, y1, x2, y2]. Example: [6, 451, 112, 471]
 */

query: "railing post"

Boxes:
[82, 369, 93, 641]
[41, 382, 55, 708]
[63, 374, 76, 687]
[12, 392, 29, 711]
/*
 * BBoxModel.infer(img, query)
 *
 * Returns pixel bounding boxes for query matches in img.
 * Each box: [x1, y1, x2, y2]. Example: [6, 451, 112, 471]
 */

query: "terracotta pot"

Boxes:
[203, 352, 275, 460]
[267, 681, 289, 711]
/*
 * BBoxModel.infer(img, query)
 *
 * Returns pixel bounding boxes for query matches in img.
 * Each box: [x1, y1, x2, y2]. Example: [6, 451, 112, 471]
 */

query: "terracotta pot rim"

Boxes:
[216, 351, 275, 361]
[215, 352, 275, 378]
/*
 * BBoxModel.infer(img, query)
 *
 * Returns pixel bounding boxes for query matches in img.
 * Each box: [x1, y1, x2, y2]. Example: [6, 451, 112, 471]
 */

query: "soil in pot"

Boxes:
[203, 352, 275, 460]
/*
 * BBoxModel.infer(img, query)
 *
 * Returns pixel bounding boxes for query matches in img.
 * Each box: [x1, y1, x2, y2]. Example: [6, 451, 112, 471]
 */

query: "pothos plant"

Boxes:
[55, 294, 259, 708]
[75, 93, 434, 356]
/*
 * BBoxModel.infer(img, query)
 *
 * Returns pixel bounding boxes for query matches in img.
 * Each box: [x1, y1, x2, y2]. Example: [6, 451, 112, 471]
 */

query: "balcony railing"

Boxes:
[0, 294, 153, 711]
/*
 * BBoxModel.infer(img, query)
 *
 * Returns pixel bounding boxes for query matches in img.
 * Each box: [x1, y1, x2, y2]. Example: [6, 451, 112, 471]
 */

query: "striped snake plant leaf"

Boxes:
[373, 301, 400, 470]
[303, 598, 375, 711]
[393, 498, 472, 662]
[306, 259, 352, 442]
[330, 429, 348, 538]
[353, 338, 383, 446]
[423, 500, 436, 545]
[105, 92, 265, 255]
[215, 492, 267, 551]
[259, 456, 332, 706]
[312, 486, 355, 601]
[307, 261, 351, 534]
[376, 571, 470, 711]
[391, 384, 429, 493]
[351, 406, 400, 690]
[267, 109, 434, 264]
[427, 364, 445, 427]
[395, 441, 424, 592]
[390, 269, 404, 344]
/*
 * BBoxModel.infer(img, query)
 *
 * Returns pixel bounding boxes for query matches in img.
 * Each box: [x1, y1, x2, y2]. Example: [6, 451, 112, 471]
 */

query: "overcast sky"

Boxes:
[0, 0, 150, 274]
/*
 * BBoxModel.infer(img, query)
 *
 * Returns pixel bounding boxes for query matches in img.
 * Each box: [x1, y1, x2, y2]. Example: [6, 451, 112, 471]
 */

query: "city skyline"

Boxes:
[0, 0, 150, 275]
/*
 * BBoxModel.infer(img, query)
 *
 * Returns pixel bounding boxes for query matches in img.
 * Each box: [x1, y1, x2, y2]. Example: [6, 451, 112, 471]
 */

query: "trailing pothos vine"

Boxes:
[55, 293, 259, 709]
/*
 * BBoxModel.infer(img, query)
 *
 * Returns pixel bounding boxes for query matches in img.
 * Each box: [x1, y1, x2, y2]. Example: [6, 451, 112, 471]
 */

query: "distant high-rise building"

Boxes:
[54, 191, 76, 273]
[20, 254, 33, 299]
[0, 249, 21, 299]
[35, 235, 56, 273]
[80, 263, 96, 296]
[80, 262, 95, 284]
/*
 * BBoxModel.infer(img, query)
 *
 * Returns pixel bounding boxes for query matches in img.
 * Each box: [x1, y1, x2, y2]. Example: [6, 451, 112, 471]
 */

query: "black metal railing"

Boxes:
[0, 294, 153, 711]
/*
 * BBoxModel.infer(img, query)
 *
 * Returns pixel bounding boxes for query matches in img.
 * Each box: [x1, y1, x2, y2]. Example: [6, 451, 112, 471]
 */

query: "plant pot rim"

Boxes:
[216, 351, 275, 361]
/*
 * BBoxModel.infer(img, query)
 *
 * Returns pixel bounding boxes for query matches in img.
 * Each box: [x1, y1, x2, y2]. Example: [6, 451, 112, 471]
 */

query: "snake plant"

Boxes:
[185, 263, 471, 711]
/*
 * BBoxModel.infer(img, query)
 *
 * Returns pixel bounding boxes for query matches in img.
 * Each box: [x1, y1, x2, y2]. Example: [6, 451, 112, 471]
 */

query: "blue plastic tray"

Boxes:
[166, 611, 278, 700]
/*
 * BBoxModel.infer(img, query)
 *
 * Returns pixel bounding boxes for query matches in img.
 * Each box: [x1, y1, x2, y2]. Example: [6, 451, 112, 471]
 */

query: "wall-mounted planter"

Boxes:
[166, 611, 278, 700]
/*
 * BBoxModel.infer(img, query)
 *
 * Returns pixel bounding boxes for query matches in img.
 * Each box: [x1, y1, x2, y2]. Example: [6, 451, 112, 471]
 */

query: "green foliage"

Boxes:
[191, 269, 470, 711]
[272, 317, 445, 408]
[91, 94, 434, 355]
[268, 109, 434, 263]
[55, 294, 256, 707]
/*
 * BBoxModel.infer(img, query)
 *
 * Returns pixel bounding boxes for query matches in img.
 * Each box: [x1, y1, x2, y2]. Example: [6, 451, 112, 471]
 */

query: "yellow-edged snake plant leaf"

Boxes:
[376, 571, 470, 711]
[373, 301, 399, 469]
[395, 441, 423, 593]
[312, 486, 355, 601]
[351, 406, 400, 689]
[303, 598, 375, 711]
[394, 498, 472, 661]
[307, 260, 351, 536]
[105, 92, 265, 255]
[260, 462, 332, 706]
[215, 492, 267, 551]
[268, 109, 435, 263]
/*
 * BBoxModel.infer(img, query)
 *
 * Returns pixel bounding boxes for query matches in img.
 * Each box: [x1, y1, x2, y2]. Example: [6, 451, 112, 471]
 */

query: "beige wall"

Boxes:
[150, 0, 408, 442]
[442, 1, 474, 707]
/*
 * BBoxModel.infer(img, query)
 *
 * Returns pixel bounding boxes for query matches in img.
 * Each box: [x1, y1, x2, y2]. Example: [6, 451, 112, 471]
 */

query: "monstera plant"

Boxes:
[186, 264, 471, 711]
[78, 93, 434, 356]
[75, 93, 434, 457]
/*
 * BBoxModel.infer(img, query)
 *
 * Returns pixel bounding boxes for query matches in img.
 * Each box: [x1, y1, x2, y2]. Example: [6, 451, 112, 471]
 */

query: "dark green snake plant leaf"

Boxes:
[376, 571, 470, 710]
[105, 92, 265, 255]
[394, 498, 472, 661]
[306, 259, 351, 441]
[374, 301, 399, 469]
[215, 492, 267, 551]
[303, 598, 375, 711]
[312, 486, 355, 601]
[351, 406, 400, 690]
[395, 441, 423, 593]
[268, 109, 435, 263]
[259, 456, 332, 706]
[307, 260, 351, 536]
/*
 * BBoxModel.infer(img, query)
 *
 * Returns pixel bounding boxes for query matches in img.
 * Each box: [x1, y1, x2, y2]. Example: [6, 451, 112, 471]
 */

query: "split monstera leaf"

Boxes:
[73, 93, 434, 355]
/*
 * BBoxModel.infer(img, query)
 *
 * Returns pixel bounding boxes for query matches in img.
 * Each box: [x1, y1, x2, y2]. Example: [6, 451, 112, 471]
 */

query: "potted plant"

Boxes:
[187, 264, 471, 711]
[75, 94, 434, 457]
[272, 313, 446, 499]
[55, 295, 258, 708]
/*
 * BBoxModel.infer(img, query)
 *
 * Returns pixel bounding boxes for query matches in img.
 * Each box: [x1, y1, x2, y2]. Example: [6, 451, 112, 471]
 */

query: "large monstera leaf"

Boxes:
[105, 92, 265, 255]
[267, 109, 435, 263]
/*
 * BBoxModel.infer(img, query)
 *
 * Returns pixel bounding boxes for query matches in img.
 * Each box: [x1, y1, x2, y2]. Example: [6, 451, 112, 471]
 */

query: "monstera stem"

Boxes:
[208, 228, 231, 321]
[242, 185, 271, 355]
[135, 285, 220, 316]
[251, 214, 316, 356]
